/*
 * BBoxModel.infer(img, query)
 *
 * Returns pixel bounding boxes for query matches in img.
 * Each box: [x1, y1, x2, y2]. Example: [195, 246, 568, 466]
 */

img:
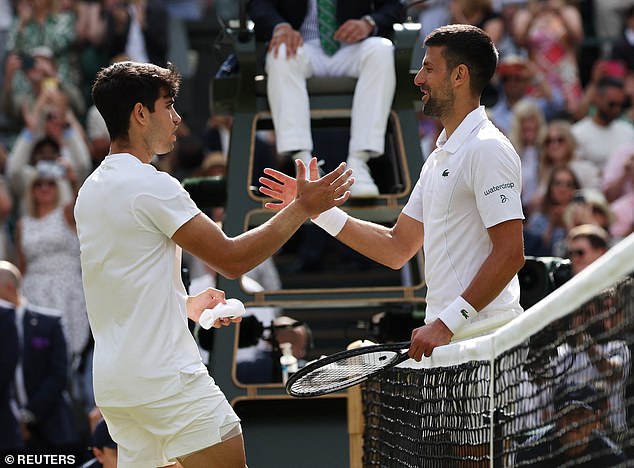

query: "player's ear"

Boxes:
[133, 102, 146, 124]
[453, 64, 468, 86]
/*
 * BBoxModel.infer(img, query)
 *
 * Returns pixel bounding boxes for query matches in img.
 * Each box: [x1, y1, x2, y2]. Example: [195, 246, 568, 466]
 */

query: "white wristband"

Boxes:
[311, 207, 348, 237]
[438, 296, 478, 334]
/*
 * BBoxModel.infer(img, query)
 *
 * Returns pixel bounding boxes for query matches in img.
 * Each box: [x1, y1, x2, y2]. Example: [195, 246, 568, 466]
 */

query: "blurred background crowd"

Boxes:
[0, 0, 633, 463]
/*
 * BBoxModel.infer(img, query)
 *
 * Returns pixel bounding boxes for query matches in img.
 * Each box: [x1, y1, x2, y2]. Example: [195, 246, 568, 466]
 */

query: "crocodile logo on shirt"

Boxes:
[442, 169, 450, 177]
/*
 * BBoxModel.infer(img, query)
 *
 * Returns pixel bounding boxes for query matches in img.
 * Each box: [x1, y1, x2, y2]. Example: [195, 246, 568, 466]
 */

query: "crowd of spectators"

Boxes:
[0, 0, 215, 460]
[410, 0, 634, 257]
[0, 0, 633, 462]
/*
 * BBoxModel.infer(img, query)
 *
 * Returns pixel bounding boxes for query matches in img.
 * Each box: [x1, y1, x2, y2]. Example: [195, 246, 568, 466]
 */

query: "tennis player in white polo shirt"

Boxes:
[260, 24, 526, 361]
[74, 61, 353, 467]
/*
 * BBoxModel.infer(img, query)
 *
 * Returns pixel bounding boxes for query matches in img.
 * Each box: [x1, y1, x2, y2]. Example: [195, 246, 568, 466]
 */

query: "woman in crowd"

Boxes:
[507, 99, 547, 216]
[527, 119, 599, 213]
[524, 166, 581, 257]
[14, 159, 92, 409]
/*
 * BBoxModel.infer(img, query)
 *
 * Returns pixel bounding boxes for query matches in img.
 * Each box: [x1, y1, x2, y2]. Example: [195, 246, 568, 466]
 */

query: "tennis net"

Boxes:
[362, 233, 634, 467]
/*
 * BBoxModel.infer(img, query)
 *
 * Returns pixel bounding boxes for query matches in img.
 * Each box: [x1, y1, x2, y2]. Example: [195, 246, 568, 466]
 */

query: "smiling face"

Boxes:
[414, 46, 456, 119]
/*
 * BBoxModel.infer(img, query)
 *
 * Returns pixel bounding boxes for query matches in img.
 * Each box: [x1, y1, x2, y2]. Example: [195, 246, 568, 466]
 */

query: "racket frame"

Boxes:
[286, 341, 411, 398]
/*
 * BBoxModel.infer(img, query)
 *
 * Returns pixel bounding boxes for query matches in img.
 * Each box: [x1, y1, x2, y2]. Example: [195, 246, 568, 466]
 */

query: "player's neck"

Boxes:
[110, 141, 153, 164]
[442, 100, 480, 139]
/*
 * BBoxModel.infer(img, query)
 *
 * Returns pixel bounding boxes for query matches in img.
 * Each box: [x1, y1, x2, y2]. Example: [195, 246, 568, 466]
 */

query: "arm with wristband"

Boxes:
[408, 217, 524, 359]
[311, 207, 348, 236]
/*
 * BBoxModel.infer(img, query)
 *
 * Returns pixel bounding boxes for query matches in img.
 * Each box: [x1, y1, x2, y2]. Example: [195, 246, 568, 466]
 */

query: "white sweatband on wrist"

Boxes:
[311, 207, 348, 237]
[438, 296, 478, 334]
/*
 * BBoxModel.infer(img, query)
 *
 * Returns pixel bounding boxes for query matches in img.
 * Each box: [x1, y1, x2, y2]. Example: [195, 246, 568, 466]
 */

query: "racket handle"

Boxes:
[199, 298, 246, 329]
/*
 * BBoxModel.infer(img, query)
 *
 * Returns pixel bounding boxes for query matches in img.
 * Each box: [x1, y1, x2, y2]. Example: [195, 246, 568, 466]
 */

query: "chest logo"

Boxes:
[500, 194, 508, 203]
[442, 169, 450, 177]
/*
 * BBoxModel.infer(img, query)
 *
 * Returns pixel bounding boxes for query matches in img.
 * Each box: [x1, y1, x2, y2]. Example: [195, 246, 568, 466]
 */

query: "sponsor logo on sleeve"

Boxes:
[483, 182, 515, 197]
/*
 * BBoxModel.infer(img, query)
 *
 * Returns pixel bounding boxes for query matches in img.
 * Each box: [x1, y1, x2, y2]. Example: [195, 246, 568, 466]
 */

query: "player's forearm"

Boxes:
[311, 209, 421, 269]
[461, 241, 525, 312]
[215, 201, 310, 279]
[336, 217, 414, 270]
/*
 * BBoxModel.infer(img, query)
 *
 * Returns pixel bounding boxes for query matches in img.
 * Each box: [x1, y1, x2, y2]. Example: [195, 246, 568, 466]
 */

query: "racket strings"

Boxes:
[288, 350, 400, 395]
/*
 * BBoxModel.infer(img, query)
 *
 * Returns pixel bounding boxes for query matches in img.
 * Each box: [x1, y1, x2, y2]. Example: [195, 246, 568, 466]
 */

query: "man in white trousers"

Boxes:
[248, 0, 403, 197]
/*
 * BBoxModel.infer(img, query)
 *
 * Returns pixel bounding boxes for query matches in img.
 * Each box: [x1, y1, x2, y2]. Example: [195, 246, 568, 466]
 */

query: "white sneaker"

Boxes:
[347, 156, 379, 198]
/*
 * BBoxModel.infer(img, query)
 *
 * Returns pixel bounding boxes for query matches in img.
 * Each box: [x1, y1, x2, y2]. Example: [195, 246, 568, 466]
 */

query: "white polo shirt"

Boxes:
[403, 107, 524, 337]
[75, 153, 205, 407]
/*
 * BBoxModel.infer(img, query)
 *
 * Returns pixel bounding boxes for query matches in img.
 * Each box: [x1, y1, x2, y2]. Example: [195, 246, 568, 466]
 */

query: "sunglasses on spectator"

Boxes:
[33, 180, 57, 189]
[544, 136, 565, 145]
[568, 249, 587, 259]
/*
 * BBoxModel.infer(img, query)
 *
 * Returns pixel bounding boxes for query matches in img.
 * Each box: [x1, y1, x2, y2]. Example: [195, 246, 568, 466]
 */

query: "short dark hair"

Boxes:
[91, 61, 180, 142]
[424, 24, 498, 97]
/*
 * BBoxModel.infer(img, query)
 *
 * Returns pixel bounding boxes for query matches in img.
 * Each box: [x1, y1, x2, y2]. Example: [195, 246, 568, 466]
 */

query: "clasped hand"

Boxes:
[259, 158, 354, 217]
[269, 20, 373, 59]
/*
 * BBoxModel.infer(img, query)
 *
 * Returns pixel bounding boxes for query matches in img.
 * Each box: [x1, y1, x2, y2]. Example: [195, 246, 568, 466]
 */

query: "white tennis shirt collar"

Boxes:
[435, 106, 488, 155]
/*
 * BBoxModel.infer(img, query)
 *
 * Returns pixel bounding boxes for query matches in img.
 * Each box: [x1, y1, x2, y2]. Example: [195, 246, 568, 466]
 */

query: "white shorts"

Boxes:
[100, 369, 241, 468]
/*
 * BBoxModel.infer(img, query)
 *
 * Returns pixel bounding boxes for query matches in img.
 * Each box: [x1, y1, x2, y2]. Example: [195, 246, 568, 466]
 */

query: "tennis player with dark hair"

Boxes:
[74, 61, 353, 467]
[260, 24, 526, 361]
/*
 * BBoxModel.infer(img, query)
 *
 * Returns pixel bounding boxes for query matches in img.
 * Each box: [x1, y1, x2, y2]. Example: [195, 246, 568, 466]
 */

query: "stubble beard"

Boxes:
[422, 89, 454, 120]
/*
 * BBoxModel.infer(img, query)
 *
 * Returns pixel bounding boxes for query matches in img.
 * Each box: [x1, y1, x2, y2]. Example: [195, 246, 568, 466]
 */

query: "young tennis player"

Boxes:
[260, 24, 526, 361]
[74, 61, 353, 467]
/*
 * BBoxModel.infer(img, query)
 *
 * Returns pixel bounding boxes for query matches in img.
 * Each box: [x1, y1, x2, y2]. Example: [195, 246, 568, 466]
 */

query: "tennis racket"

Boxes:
[286, 341, 411, 398]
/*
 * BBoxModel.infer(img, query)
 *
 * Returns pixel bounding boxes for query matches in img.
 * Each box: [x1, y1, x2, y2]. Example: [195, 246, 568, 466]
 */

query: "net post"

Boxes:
[348, 384, 365, 468]
[347, 339, 374, 467]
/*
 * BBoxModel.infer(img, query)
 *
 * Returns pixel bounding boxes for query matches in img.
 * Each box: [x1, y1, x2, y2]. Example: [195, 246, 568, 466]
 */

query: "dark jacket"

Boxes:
[0, 308, 21, 451]
[0, 305, 79, 448]
[105, 3, 169, 67]
[247, 0, 404, 42]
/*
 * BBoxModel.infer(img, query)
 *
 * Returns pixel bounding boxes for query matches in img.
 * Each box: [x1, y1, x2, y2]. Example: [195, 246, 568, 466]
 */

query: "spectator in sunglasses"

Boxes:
[566, 223, 609, 275]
